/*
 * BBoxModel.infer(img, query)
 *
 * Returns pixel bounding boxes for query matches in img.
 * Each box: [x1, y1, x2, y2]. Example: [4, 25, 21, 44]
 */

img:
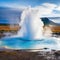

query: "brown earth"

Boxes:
[0, 50, 60, 60]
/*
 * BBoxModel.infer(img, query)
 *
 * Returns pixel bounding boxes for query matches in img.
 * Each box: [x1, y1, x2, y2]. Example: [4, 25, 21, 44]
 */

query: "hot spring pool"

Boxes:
[0, 37, 59, 50]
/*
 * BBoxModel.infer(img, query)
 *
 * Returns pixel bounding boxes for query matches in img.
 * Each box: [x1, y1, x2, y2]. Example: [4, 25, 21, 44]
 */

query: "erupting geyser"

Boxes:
[17, 8, 44, 40]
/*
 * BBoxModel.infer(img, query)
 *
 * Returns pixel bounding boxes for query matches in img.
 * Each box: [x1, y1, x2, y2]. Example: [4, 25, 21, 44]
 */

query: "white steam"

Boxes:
[43, 26, 52, 37]
[17, 7, 44, 40]
[53, 37, 60, 50]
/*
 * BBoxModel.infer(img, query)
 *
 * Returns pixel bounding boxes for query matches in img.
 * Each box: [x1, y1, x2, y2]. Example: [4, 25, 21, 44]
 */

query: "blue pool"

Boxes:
[0, 37, 58, 50]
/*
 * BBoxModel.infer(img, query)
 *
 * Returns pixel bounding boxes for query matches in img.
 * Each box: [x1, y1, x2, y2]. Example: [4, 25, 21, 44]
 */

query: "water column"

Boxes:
[17, 8, 44, 40]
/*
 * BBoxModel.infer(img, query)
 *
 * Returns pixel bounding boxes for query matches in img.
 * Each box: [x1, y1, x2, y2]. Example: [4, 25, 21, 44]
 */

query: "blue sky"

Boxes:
[0, 0, 60, 23]
[0, 0, 60, 7]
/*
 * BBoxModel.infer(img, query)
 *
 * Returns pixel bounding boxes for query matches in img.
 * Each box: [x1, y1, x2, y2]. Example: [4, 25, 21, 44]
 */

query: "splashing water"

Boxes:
[13, 7, 44, 40]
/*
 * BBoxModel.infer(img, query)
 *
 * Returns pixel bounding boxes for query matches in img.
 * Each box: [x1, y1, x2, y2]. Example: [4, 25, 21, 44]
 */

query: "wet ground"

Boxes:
[0, 50, 60, 60]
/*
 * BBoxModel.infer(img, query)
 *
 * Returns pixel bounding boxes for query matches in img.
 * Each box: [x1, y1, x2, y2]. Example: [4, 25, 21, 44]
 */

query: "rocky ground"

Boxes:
[0, 50, 60, 60]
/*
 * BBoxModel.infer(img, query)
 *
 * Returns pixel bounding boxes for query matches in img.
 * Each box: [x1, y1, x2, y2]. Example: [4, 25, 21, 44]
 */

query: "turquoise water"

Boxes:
[0, 37, 57, 49]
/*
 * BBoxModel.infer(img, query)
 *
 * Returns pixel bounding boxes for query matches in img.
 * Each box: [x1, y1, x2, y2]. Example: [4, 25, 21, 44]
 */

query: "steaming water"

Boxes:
[0, 37, 58, 49]
[0, 8, 60, 51]
[12, 8, 44, 40]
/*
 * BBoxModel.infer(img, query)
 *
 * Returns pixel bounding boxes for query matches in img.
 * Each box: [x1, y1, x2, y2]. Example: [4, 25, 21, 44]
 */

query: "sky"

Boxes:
[0, 0, 60, 7]
[0, 0, 60, 23]
[0, 0, 60, 17]
[0, 0, 60, 31]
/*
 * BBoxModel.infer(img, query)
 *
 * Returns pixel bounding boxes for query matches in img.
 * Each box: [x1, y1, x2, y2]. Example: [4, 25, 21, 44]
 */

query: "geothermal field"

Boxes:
[0, 1, 60, 60]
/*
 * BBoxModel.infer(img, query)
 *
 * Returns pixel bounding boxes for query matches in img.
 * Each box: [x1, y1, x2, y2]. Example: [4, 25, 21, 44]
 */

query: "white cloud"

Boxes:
[0, 3, 29, 10]
[42, 3, 57, 9]
[0, 3, 60, 17]
[0, 2, 60, 17]
[33, 3, 60, 17]
[55, 6, 60, 11]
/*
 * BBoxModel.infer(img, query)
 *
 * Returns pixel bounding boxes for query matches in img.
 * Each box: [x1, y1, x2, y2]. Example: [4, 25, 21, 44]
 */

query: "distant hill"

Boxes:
[41, 17, 60, 26]
[41, 17, 60, 35]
